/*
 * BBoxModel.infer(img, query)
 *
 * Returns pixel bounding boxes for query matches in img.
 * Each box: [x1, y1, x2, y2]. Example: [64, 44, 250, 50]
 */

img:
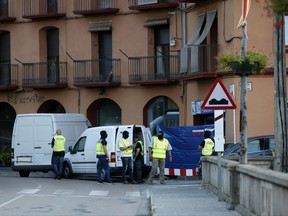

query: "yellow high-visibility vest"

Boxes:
[202, 138, 214, 156]
[135, 140, 144, 156]
[53, 135, 65, 152]
[119, 139, 132, 155]
[96, 140, 108, 155]
[152, 137, 168, 159]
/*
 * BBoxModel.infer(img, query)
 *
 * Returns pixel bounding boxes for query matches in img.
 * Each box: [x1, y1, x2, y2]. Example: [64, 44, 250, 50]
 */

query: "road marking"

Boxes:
[17, 189, 40, 194]
[89, 190, 109, 196]
[125, 191, 141, 197]
[53, 189, 74, 195]
[0, 195, 24, 208]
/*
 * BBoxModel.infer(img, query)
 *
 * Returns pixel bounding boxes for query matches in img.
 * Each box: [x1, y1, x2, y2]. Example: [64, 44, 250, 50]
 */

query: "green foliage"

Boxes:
[218, 51, 268, 74]
[270, 0, 288, 14]
[0, 146, 11, 166]
[218, 52, 242, 71]
[245, 51, 269, 73]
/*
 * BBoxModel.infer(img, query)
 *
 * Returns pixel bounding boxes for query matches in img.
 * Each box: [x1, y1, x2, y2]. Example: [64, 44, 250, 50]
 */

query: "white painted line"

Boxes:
[53, 189, 74, 195]
[0, 195, 24, 208]
[17, 189, 40, 194]
[125, 191, 140, 197]
[89, 190, 109, 196]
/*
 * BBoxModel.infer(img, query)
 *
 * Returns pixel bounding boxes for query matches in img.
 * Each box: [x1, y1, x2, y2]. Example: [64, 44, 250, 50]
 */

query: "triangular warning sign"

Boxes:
[201, 78, 236, 110]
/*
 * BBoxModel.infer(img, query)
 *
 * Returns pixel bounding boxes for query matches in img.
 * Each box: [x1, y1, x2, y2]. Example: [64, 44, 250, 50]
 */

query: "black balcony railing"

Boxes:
[180, 44, 218, 76]
[0, 63, 18, 90]
[73, 0, 119, 15]
[73, 58, 121, 87]
[23, 61, 67, 88]
[128, 0, 179, 10]
[22, 0, 66, 19]
[0, 0, 16, 22]
[178, 0, 196, 3]
[128, 53, 179, 85]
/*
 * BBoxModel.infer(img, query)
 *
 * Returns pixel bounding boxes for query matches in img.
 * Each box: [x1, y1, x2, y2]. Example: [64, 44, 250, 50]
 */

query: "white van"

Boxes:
[11, 113, 91, 177]
[63, 125, 152, 178]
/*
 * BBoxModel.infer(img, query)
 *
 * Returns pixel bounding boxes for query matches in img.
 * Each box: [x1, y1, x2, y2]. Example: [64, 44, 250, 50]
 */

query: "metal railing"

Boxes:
[73, 58, 121, 86]
[73, 0, 118, 11]
[22, 0, 66, 18]
[128, 53, 179, 83]
[0, 63, 18, 88]
[128, 0, 179, 7]
[0, 0, 16, 20]
[23, 61, 67, 87]
[180, 44, 218, 75]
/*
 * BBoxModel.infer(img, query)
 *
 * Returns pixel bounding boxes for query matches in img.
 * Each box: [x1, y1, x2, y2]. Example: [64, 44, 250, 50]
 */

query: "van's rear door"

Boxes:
[13, 115, 53, 166]
[115, 126, 134, 167]
[13, 116, 35, 166]
[33, 116, 54, 165]
[142, 127, 152, 165]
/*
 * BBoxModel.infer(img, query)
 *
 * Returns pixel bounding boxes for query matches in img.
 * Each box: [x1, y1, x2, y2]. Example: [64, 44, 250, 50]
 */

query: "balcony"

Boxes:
[128, 0, 179, 10]
[73, 58, 121, 87]
[179, 44, 218, 79]
[22, 61, 67, 89]
[0, 0, 16, 22]
[0, 63, 18, 90]
[73, 0, 119, 15]
[22, 0, 66, 20]
[128, 53, 179, 85]
[178, 0, 196, 2]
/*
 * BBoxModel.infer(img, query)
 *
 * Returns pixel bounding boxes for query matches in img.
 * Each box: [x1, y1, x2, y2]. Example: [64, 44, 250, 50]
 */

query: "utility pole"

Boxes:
[273, 14, 288, 172]
[239, 24, 248, 164]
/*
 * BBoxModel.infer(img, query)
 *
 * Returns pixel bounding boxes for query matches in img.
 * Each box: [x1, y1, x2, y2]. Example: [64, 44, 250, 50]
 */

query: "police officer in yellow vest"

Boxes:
[51, 129, 66, 180]
[133, 134, 144, 183]
[147, 131, 172, 185]
[197, 130, 215, 178]
[118, 131, 136, 184]
[198, 130, 215, 156]
[96, 130, 112, 184]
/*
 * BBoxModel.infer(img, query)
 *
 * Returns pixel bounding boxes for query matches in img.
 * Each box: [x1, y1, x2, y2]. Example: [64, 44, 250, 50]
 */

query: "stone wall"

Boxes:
[201, 156, 288, 216]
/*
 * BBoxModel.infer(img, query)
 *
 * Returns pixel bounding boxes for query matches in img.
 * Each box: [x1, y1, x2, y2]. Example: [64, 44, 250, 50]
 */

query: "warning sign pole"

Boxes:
[214, 110, 224, 201]
[202, 78, 236, 202]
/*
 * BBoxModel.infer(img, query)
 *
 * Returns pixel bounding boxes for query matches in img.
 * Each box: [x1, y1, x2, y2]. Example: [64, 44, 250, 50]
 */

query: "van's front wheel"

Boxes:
[63, 162, 73, 179]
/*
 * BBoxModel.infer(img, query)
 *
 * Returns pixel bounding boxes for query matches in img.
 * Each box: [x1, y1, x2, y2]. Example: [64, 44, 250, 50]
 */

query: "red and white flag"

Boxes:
[237, 0, 252, 28]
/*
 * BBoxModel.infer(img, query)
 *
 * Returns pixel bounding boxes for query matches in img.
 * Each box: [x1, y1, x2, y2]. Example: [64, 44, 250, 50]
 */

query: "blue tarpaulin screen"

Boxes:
[156, 124, 214, 169]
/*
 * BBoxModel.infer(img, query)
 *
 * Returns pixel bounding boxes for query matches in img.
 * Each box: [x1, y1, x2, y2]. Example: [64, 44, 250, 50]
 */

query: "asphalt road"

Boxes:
[0, 174, 150, 216]
[0, 169, 241, 216]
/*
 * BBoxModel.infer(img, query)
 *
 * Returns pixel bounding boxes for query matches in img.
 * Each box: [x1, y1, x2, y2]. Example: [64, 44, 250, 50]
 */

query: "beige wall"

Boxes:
[0, 0, 285, 143]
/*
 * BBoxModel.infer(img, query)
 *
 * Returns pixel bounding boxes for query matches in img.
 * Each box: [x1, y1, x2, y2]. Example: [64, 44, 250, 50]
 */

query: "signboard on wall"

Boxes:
[192, 100, 213, 115]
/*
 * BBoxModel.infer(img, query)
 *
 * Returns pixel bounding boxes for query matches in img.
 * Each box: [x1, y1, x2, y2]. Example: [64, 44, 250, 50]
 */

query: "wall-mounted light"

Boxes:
[170, 37, 176, 47]
[98, 87, 105, 95]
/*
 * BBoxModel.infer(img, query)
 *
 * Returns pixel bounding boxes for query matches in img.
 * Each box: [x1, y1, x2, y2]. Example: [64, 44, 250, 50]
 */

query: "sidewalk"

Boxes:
[149, 179, 241, 216]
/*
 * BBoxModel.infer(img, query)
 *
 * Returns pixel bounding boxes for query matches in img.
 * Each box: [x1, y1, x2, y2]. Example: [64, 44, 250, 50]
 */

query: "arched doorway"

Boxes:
[37, 100, 66, 113]
[87, 98, 121, 127]
[0, 102, 16, 166]
[144, 96, 179, 133]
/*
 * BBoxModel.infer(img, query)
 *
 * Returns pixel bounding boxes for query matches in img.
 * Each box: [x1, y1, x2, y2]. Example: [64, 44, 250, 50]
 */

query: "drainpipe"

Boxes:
[181, 3, 186, 47]
[181, 3, 187, 125]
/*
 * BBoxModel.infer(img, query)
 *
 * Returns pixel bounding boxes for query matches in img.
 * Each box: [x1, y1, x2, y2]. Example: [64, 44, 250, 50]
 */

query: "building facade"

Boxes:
[0, 0, 284, 153]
